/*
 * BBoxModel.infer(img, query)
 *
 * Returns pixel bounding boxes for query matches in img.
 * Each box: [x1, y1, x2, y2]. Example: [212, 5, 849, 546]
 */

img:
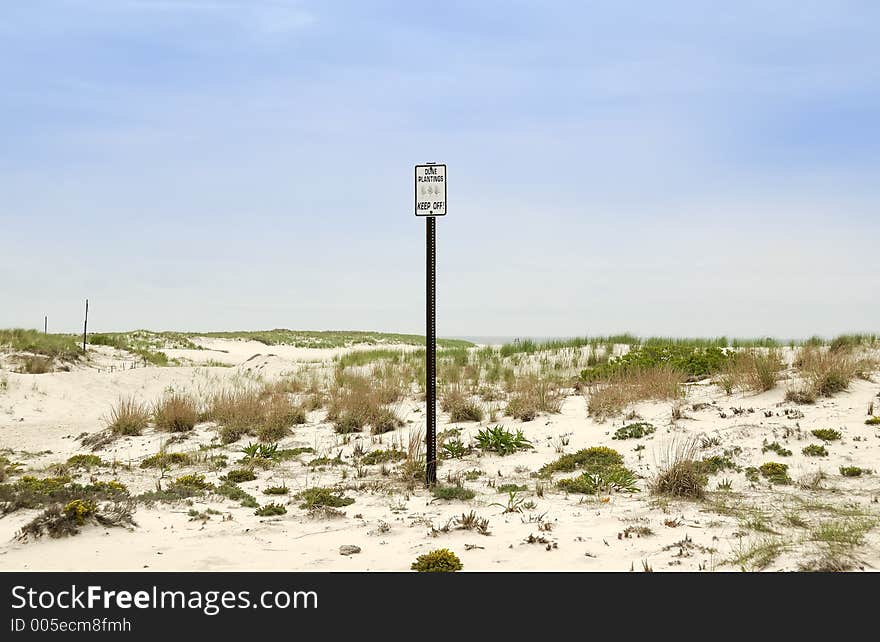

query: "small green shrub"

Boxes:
[474, 425, 531, 456]
[497, 483, 528, 493]
[140, 452, 191, 469]
[224, 468, 257, 483]
[296, 487, 354, 510]
[802, 444, 828, 457]
[811, 429, 842, 441]
[172, 474, 211, 491]
[214, 481, 258, 508]
[840, 466, 867, 477]
[612, 422, 656, 440]
[865, 417, 880, 426]
[761, 442, 792, 457]
[255, 502, 287, 516]
[759, 462, 792, 485]
[263, 486, 289, 495]
[411, 548, 463, 572]
[440, 438, 469, 459]
[539, 446, 623, 476]
[698, 455, 738, 474]
[66, 455, 104, 469]
[557, 466, 639, 494]
[432, 485, 475, 501]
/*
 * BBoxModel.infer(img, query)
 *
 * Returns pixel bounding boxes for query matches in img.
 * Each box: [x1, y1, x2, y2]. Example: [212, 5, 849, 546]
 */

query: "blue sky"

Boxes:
[2, 1, 878, 338]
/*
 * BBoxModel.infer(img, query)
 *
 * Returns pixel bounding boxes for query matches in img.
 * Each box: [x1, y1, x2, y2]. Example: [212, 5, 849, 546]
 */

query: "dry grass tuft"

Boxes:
[786, 347, 877, 403]
[207, 386, 306, 443]
[107, 397, 150, 436]
[587, 366, 682, 418]
[651, 437, 707, 499]
[153, 392, 199, 433]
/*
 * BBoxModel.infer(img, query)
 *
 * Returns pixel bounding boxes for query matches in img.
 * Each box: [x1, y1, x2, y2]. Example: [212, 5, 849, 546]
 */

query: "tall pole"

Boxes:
[82, 299, 88, 353]
[425, 216, 437, 486]
[44, 316, 47, 334]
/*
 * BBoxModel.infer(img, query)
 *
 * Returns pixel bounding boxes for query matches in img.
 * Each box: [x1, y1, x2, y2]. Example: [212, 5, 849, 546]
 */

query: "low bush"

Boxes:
[811, 429, 841, 442]
[296, 487, 354, 510]
[612, 422, 655, 440]
[153, 392, 199, 433]
[759, 462, 792, 485]
[411, 548, 463, 572]
[539, 446, 623, 476]
[255, 502, 287, 516]
[474, 425, 531, 456]
[432, 485, 475, 501]
[107, 397, 150, 436]
[802, 444, 828, 457]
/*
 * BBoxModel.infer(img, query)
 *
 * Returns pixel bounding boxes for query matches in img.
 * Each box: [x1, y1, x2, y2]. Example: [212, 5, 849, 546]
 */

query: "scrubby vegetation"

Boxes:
[612, 422, 655, 440]
[759, 462, 792, 485]
[811, 429, 842, 442]
[474, 425, 531, 455]
[0, 329, 81, 361]
[539, 446, 623, 476]
[295, 486, 354, 510]
[651, 439, 707, 499]
[411, 548, 463, 572]
[107, 397, 150, 436]
[154, 392, 199, 432]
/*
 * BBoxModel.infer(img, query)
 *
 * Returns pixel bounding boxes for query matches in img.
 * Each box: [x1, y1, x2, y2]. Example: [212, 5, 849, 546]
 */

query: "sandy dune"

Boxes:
[1, 339, 879, 572]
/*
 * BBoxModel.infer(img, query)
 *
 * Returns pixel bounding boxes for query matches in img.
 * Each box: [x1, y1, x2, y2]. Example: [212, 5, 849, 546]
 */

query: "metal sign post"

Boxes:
[415, 163, 446, 487]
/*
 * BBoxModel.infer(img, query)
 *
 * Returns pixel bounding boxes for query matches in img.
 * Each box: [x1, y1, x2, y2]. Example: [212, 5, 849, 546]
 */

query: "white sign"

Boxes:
[414, 163, 446, 216]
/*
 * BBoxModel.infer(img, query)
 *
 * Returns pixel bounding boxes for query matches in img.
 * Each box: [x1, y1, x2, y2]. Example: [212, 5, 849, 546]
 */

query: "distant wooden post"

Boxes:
[44, 316, 47, 334]
[82, 299, 89, 353]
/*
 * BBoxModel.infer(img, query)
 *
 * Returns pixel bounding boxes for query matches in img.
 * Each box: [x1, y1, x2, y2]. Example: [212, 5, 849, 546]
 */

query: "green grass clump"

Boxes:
[255, 502, 287, 516]
[811, 429, 842, 441]
[759, 462, 792, 485]
[840, 466, 868, 477]
[223, 468, 257, 483]
[698, 455, 738, 474]
[411, 548, 463, 572]
[296, 487, 354, 510]
[497, 483, 528, 493]
[802, 444, 829, 457]
[612, 422, 655, 440]
[557, 466, 639, 494]
[172, 474, 211, 491]
[214, 481, 258, 508]
[581, 344, 733, 382]
[139, 452, 191, 469]
[107, 397, 150, 436]
[539, 446, 623, 476]
[432, 485, 475, 501]
[761, 442, 792, 457]
[474, 425, 531, 456]
[360, 449, 406, 465]
[0, 329, 81, 360]
[865, 417, 880, 426]
[66, 454, 104, 469]
[263, 485, 289, 495]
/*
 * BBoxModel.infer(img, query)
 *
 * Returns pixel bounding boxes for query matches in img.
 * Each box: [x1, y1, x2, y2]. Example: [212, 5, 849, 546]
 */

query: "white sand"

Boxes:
[1, 340, 879, 572]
